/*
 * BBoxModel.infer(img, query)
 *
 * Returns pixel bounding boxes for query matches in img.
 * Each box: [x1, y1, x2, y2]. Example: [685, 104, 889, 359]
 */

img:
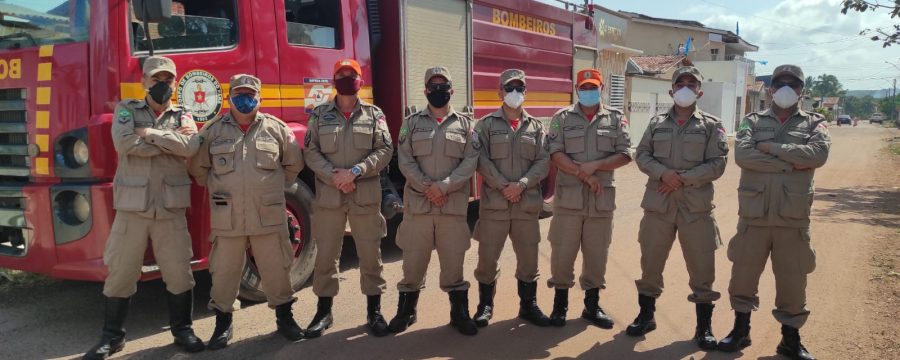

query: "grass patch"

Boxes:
[890, 142, 900, 156]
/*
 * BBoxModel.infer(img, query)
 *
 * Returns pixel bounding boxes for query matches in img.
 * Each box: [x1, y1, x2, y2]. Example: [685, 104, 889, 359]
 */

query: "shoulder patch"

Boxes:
[117, 108, 133, 123]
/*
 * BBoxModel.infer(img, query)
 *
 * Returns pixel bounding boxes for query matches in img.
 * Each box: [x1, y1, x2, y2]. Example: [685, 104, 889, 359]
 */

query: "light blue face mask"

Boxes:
[577, 89, 601, 107]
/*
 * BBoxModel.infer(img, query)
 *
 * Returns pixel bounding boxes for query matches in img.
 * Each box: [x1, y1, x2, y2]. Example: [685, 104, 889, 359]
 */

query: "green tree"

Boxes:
[841, 0, 900, 47]
[843, 95, 878, 118]
[809, 74, 846, 97]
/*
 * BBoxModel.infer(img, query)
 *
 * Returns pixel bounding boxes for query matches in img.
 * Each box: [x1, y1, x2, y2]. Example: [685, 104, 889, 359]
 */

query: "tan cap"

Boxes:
[229, 74, 261, 93]
[772, 64, 804, 82]
[143, 56, 176, 77]
[424, 66, 452, 86]
[671, 66, 704, 84]
[500, 69, 526, 86]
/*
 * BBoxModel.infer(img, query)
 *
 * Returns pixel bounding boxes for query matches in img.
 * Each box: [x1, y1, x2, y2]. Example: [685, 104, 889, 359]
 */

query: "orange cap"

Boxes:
[576, 69, 603, 87]
[334, 59, 362, 76]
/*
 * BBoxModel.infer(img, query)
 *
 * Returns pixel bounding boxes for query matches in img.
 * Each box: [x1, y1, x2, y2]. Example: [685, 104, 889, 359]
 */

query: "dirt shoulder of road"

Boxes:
[863, 137, 900, 358]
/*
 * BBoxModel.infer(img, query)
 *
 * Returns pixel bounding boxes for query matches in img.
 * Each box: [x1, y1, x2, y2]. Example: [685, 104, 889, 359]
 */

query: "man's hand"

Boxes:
[793, 164, 812, 171]
[660, 169, 684, 190]
[578, 161, 599, 178]
[338, 182, 356, 194]
[331, 168, 356, 188]
[176, 125, 197, 136]
[134, 127, 149, 137]
[501, 183, 524, 202]
[425, 183, 445, 203]
[431, 194, 448, 207]
[756, 142, 772, 154]
[657, 182, 679, 194]
[585, 175, 603, 196]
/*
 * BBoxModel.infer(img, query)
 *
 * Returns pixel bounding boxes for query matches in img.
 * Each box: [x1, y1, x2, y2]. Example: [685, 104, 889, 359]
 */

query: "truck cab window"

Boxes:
[284, 0, 340, 49]
[131, 0, 237, 53]
[0, 0, 90, 51]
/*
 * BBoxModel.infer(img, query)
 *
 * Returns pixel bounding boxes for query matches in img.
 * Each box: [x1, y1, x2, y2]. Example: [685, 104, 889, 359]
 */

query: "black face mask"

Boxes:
[148, 81, 173, 104]
[426, 89, 451, 108]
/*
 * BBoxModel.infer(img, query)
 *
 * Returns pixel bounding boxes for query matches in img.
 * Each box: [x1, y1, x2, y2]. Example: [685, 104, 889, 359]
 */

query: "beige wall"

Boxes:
[624, 21, 726, 62]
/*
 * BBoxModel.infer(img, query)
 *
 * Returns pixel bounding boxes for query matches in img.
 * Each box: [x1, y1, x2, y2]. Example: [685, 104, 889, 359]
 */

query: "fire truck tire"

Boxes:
[237, 180, 316, 303]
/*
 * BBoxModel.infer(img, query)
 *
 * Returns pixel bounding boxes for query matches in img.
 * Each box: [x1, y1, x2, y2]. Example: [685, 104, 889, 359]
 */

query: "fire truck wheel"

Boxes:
[238, 180, 316, 303]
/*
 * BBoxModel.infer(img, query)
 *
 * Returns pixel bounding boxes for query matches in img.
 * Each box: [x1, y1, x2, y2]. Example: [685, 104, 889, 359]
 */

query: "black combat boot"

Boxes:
[717, 311, 751, 352]
[82, 297, 130, 360]
[275, 300, 305, 341]
[367, 295, 389, 337]
[448, 289, 478, 336]
[776, 325, 816, 360]
[625, 294, 656, 336]
[206, 309, 233, 351]
[166, 290, 204, 352]
[388, 291, 420, 333]
[581, 288, 614, 329]
[305, 297, 333, 338]
[550, 288, 568, 327]
[694, 303, 717, 350]
[473, 282, 495, 327]
[517, 280, 550, 327]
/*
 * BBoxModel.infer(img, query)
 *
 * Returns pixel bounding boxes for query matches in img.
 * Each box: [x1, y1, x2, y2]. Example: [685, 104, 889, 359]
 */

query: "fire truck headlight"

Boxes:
[71, 139, 89, 166]
[54, 190, 91, 225]
[57, 136, 89, 168]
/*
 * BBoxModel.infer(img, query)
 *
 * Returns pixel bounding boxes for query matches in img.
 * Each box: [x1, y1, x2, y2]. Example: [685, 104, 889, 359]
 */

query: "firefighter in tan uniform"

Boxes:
[545, 68, 632, 328]
[471, 69, 551, 328]
[626, 67, 727, 350]
[303, 59, 393, 338]
[388, 67, 480, 336]
[84, 56, 204, 360]
[718, 65, 828, 360]
[190, 74, 306, 349]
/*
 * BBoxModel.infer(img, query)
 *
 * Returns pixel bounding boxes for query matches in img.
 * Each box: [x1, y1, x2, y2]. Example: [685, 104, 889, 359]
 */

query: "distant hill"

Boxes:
[846, 89, 892, 98]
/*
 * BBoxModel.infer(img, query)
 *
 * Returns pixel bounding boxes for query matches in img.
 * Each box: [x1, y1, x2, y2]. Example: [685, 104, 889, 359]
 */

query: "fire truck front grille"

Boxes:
[0, 187, 27, 256]
[0, 88, 29, 182]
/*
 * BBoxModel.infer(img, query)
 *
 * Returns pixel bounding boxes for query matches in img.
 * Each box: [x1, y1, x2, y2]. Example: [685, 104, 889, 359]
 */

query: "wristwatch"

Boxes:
[350, 165, 362, 177]
[517, 180, 527, 189]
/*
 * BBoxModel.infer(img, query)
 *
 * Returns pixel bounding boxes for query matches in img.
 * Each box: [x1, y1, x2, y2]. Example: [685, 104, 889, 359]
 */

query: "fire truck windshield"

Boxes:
[0, 0, 89, 51]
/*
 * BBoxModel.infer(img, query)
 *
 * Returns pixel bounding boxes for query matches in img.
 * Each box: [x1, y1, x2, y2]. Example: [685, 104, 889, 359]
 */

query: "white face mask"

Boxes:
[772, 86, 800, 109]
[503, 91, 525, 109]
[672, 87, 698, 107]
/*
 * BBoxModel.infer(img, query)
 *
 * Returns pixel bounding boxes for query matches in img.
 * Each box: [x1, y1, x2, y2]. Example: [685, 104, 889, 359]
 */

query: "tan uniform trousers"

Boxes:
[312, 205, 387, 297]
[473, 219, 540, 284]
[208, 231, 295, 312]
[396, 214, 471, 293]
[103, 212, 195, 298]
[635, 211, 722, 303]
[547, 214, 612, 290]
[728, 223, 816, 329]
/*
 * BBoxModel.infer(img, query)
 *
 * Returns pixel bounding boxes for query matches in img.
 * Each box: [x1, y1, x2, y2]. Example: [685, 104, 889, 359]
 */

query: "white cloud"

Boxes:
[694, 0, 900, 90]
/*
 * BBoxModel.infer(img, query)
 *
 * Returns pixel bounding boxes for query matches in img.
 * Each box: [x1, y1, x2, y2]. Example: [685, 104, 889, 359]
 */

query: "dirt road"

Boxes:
[1, 123, 897, 360]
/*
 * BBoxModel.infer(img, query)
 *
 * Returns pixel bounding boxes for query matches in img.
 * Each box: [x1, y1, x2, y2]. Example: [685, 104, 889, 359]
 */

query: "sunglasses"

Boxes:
[772, 80, 803, 89]
[426, 83, 452, 92]
[503, 85, 526, 93]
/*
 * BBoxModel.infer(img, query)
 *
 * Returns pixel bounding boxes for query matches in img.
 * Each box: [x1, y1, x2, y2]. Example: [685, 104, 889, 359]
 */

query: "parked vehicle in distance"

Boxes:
[870, 113, 884, 124]
[836, 114, 852, 126]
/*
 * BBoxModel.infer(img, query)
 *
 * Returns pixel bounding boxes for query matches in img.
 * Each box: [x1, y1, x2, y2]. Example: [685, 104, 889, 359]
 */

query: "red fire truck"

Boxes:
[0, 0, 598, 300]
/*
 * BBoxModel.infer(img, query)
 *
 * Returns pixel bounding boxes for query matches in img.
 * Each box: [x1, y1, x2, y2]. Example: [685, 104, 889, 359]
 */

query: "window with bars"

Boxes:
[608, 74, 626, 111]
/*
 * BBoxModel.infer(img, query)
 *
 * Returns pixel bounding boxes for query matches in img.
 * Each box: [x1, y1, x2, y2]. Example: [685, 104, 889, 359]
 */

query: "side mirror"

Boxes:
[133, 0, 172, 23]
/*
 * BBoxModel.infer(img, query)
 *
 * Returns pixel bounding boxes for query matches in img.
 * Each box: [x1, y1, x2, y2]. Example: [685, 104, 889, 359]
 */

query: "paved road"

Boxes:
[0, 123, 897, 359]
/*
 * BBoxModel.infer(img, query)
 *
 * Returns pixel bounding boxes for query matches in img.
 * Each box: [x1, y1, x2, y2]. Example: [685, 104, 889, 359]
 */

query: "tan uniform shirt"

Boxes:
[397, 107, 479, 217]
[303, 99, 393, 212]
[546, 104, 633, 217]
[111, 99, 200, 219]
[635, 108, 728, 222]
[475, 109, 550, 220]
[734, 108, 830, 228]
[190, 112, 304, 236]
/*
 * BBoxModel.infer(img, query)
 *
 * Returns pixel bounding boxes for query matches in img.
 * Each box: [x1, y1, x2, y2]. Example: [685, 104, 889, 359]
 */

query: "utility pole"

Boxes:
[893, 78, 897, 122]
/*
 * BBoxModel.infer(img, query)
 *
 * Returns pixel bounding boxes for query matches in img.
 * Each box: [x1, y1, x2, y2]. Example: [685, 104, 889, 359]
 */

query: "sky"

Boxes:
[538, 0, 900, 91]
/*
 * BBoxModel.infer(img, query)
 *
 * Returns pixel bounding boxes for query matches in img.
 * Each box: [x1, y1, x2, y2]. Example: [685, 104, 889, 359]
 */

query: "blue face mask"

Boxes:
[231, 94, 258, 114]
[577, 89, 601, 107]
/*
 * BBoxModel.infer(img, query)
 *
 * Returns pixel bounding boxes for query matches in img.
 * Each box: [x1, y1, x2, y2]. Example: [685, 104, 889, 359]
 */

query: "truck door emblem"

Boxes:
[177, 70, 223, 123]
